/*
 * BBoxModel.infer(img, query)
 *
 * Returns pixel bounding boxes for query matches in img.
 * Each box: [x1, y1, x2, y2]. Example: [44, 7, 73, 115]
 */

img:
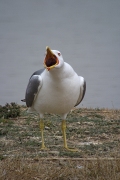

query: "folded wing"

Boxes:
[25, 69, 44, 107]
[75, 77, 86, 107]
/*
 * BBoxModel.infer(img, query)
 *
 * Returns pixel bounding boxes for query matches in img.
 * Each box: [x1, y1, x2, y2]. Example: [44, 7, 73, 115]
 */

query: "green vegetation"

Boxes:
[0, 103, 20, 119]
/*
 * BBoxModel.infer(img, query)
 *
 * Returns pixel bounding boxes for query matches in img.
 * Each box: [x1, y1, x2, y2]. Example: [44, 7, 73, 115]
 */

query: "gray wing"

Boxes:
[74, 77, 86, 107]
[30, 69, 45, 79]
[24, 69, 44, 107]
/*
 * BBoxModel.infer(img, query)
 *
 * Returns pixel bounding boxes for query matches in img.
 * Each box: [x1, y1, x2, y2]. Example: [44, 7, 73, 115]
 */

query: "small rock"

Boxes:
[84, 131, 90, 134]
[76, 165, 84, 169]
[100, 133, 109, 139]
[49, 151, 59, 155]
[45, 126, 50, 130]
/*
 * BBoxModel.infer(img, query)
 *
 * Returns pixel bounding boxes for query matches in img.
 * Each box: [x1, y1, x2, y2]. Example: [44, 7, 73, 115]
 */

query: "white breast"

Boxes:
[33, 63, 80, 115]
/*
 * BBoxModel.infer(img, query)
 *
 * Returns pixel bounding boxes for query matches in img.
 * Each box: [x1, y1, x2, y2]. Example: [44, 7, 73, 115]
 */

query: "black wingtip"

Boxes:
[21, 99, 26, 102]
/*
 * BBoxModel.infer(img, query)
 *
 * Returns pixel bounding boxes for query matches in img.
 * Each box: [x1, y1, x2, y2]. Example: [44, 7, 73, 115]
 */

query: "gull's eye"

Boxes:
[58, 52, 61, 56]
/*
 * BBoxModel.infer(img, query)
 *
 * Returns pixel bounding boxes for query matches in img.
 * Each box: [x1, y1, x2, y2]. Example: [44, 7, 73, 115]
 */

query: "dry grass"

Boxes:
[0, 157, 120, 180]
[0, 107, 120, 179]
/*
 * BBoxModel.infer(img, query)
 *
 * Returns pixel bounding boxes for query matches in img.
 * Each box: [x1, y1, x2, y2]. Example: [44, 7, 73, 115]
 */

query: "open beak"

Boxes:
[44, 46, 59, 71]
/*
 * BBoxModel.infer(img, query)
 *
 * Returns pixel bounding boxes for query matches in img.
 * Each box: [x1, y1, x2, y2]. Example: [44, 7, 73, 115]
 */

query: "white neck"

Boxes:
[47, 62, 76, 80]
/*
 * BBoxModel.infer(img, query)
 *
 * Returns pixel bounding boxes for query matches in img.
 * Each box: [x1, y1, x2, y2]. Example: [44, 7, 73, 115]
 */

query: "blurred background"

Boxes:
[0, 0, 120, 109]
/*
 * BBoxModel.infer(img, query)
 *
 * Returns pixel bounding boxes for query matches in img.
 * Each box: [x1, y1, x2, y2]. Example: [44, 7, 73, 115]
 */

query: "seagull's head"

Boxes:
[44, 46, 64, 71]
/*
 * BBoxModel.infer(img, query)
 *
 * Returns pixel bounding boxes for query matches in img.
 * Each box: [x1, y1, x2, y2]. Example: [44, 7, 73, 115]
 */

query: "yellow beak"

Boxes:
[44, 46, 59, 71]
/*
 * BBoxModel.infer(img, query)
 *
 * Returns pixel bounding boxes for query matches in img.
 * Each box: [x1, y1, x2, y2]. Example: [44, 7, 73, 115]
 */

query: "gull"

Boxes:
[22, 46, 86, 151]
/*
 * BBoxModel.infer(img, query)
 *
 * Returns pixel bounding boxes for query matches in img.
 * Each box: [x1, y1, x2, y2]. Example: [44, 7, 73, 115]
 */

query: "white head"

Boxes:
[44, 46, 64, 71]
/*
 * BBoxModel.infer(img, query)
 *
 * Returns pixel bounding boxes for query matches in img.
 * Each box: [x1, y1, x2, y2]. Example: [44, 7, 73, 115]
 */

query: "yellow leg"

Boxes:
[61, 120, 78, 151]
[40, 119, 48, 150]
